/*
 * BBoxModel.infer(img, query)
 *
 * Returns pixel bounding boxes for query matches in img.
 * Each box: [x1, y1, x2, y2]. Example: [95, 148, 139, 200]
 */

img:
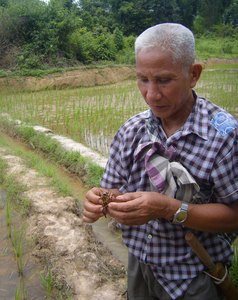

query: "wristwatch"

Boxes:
[173, 202, 188, 224]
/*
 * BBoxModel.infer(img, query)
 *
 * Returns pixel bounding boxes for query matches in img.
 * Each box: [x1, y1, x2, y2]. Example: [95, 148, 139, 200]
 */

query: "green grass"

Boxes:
[0, 153, 30, 214]
[0, 127, 102, 197]
[205, 64, 238, 69]
[195, 37, 238, 60]
[1, 63, 133, 78]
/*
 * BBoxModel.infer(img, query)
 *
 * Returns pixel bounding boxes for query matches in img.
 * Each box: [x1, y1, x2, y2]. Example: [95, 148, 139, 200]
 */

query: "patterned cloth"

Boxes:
[101, 96, 238, 299]
[134, 142, 200, 202]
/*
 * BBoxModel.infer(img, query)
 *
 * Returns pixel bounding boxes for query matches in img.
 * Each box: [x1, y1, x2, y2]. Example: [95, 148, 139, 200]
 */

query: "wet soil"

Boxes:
[0, 143, 127, 299]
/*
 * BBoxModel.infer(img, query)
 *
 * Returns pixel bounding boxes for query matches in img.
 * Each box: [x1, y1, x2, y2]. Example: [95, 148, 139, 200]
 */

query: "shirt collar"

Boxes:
[143, 91, 209, 141]
[182, 93, 209, 141]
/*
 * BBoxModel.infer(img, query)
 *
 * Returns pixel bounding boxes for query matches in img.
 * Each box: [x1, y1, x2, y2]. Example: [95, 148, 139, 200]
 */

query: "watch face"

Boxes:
[176, 211, 187, 222]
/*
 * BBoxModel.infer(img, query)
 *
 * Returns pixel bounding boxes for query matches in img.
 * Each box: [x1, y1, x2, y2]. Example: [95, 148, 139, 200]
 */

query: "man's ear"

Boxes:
[190, 63, 203, 88]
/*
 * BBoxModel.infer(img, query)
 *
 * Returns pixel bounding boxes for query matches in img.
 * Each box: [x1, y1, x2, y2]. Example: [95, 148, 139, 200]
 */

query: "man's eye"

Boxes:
[138, 78, 148, 82]
[159, 78, 170, 83]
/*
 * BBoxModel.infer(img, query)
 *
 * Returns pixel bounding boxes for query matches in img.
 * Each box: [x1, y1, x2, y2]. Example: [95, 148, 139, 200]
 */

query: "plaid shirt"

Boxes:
[100, 95, 238, 299]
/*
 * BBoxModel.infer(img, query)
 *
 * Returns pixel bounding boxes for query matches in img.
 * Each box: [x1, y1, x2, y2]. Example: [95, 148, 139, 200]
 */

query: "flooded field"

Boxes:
[0, 134, 127, 299]
[0, 67, 237, 155]
[0, 191, 48, 299]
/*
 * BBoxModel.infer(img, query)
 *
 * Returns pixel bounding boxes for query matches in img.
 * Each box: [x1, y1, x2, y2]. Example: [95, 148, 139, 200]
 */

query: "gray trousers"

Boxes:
[127, 253, 223, 300]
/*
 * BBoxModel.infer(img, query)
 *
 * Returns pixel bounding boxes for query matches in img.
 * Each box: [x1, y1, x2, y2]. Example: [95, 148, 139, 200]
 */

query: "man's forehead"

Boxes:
[136, 50, 182, 72]
[136, 48, 175, 63]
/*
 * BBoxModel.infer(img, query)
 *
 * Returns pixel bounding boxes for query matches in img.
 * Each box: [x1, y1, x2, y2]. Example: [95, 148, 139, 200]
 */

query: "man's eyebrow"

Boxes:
[136, 73, 171, 79]
[136, 73, 145, 77]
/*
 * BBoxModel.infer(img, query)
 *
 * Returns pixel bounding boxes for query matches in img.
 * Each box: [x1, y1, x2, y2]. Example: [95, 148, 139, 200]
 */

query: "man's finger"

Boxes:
[108, 198, 141, 212]
[115, 192, 142, 202]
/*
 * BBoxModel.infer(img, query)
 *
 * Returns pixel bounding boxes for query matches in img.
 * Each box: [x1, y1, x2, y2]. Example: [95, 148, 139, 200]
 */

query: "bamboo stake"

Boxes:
[185, 232, 238, 300]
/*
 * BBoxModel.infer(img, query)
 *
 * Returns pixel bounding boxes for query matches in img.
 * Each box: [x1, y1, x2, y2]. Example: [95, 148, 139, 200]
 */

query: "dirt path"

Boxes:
[0, 145, 127, 299]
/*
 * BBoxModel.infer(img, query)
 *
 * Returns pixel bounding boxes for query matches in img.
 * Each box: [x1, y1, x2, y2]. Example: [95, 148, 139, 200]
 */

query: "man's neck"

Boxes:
[161, 94, 195, 138]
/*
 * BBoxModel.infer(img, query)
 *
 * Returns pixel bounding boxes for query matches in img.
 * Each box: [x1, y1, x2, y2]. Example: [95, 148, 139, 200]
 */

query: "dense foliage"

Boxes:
[0, 0, 238, 70]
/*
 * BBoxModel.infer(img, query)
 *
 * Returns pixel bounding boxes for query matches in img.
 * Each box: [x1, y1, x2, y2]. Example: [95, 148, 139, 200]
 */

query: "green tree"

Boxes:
[80, 10, 94, 29]
[62, 0, 74, 9]
[32, 0, 81, 58]
[197, 0, 232, 30]
[0, 0, 8, 7]
[0, 0, 40, 56]
[176, 0, 197, 29]
[78, 0, 115, 31]
[0, 0, 82, 66]
[114, 27, 124, 50]
[108, 0, 181, 36]
[223, 2, 238, 27]
[70, 26, 116, 62]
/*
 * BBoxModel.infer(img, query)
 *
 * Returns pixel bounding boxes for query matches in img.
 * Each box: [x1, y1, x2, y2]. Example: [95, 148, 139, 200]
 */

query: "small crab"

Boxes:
[99, 190, 116, 218]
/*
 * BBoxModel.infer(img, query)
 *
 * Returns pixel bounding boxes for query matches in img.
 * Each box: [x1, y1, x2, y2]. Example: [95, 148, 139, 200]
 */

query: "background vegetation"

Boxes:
[0, 0, 238, 71]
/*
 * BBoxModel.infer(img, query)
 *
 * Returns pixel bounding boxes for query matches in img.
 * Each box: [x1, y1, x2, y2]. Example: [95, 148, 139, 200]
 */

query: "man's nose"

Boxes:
[147, 83, 162, 100]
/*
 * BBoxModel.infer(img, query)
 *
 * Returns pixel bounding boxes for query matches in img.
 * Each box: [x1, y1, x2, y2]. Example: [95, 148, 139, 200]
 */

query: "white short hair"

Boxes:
[135, 23, 195, 73]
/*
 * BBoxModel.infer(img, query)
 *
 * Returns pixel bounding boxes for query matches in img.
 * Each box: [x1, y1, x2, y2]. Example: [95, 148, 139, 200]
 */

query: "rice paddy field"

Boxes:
[0, 68, 237, 156]
[0, 67, 238, 298]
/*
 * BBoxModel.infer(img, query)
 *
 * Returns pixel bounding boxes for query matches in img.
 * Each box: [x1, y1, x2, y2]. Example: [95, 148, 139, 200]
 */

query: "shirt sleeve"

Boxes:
[100, 127, 130, 193]
[100, 113, 150, 193]
[211, 130, 238, 205]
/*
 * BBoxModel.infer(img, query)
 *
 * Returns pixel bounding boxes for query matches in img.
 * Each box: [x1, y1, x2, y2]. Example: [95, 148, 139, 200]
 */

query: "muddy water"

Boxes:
[49, 164, 128, 265]
[0, 191, 47, 299]
[92, 217, 128, 265]
[52, 164, 128, 265]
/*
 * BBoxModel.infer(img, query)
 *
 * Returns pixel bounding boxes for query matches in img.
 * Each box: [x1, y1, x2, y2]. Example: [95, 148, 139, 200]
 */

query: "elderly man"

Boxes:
[83, 23, 238, 300]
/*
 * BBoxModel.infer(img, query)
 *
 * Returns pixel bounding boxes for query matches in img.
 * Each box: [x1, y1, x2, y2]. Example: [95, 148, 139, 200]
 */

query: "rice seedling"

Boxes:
[0, 69, 237, 156]
[15, 284, 21, 300]
[0, 245, 10, 257]
[6, 200, 12, 238]
[6, 200, 11, 226]
[11, 224, 26, 276]
[38, 268, 54, 300]
[14, 271, 39, 300]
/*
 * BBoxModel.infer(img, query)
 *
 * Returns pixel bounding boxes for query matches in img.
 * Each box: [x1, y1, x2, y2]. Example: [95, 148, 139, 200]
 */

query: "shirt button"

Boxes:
[148, 234, 153, 240]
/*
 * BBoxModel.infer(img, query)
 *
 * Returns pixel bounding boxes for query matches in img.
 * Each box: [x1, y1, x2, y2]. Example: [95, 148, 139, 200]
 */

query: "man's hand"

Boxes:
[107, 191, 180, 226]
[83, 187, 106, 223]
[83, 187, 122, 223]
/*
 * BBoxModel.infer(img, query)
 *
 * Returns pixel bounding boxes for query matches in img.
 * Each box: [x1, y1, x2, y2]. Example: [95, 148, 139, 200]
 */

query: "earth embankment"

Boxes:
[1, 58, 238, 93]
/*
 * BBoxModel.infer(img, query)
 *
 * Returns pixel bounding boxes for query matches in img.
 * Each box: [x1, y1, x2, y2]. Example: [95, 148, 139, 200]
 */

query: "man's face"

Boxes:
[136, 48, 195, 122]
